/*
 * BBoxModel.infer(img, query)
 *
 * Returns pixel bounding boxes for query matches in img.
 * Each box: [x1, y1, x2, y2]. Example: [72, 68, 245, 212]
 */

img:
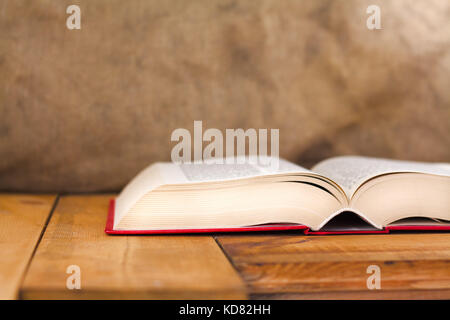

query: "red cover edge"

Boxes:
[386, 225, 450, 231]
[105, 198, 450, 235]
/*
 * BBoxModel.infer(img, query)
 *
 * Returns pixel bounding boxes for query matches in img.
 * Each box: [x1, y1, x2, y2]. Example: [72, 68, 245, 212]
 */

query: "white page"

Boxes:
[178, 156, 311, 183]
[312, 156, 450, 197]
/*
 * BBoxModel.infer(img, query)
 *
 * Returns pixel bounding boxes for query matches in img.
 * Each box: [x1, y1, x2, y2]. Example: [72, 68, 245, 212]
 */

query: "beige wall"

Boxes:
[0, 0, 449, 192]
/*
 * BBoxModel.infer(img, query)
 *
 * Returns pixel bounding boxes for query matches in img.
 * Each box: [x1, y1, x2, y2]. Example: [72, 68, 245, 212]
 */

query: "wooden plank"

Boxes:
[216, 233, 450, 299]
[21, 195, 247, 299]
[0, 194, 56, 299]
[252, 289, 450, 300]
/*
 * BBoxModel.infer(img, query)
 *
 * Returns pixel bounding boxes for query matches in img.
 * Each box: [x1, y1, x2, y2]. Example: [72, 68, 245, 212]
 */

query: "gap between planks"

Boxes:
[21, 195, 247, 299]
[0, 194, 57, 299]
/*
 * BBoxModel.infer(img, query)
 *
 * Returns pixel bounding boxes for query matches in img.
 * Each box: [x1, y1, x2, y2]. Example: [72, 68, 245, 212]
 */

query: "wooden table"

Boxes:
[1, 194, 450, 299]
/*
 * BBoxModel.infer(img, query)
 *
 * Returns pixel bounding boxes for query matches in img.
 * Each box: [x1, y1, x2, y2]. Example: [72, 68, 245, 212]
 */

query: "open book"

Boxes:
[106, 156, 450, 235]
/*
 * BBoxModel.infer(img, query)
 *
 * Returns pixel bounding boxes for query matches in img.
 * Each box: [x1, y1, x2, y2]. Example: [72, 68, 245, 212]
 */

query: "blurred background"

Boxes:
[0, 0, 449, 192]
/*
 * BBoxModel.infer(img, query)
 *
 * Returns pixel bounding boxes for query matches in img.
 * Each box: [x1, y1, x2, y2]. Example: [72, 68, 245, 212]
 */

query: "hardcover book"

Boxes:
[105, 156, 450, 235]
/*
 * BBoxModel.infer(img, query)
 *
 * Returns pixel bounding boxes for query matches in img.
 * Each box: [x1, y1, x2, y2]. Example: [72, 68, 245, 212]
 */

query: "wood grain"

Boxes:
[217, 233, 450, 299]
[21, 195, 246, 299]
[0, 194, 56, 299]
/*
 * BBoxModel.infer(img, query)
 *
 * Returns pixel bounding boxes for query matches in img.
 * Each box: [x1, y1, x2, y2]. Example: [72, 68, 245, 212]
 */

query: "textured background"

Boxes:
[1, 0, 449, 192]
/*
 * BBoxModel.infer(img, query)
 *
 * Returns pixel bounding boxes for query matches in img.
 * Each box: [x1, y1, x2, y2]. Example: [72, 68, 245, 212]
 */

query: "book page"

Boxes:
[115, 157, 310, 226]
[178, 157, 311, 182]
[312, 156, 450, 197]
